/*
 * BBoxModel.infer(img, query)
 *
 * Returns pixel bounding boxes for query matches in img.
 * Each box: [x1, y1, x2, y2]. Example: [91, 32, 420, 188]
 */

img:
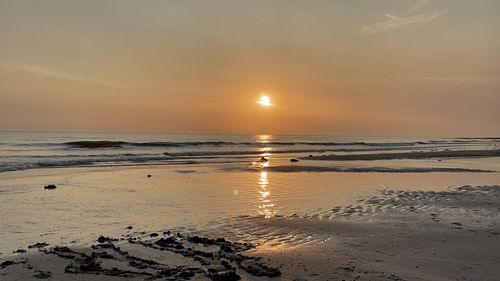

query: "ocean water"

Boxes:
[1, 131, 499, 173]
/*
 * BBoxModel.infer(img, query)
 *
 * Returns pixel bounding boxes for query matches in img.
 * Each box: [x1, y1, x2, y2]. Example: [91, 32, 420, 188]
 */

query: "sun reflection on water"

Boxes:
[256, 135, 272, 144]
[255, 135, 276, 217]
[258, 147, 273, 152]
[257, 171, 276, 218]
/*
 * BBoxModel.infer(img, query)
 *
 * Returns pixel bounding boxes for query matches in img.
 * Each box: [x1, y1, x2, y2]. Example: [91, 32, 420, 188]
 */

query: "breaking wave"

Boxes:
[61, 139, 499, 149]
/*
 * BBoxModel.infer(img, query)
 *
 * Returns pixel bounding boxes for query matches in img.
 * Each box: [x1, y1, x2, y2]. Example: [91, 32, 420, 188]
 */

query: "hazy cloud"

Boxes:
[407, 0, 433, 13]
[361, 9, 449, 34]
[0, 65, 126, 89]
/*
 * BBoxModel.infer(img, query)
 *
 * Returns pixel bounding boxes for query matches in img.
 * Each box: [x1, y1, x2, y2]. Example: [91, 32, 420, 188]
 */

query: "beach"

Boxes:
[1, 133, 500, 280]
[2, 0, 499, 279]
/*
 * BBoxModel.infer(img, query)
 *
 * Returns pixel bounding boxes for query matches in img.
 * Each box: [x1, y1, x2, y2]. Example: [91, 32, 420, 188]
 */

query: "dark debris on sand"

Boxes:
[0, 260, 15, 269]
[16, 232, 282, 280]
[28, 242, 49, 249]
[0, 259, 26, 269]
[97, 235, 119, 244]
[134, 233, 281, 279]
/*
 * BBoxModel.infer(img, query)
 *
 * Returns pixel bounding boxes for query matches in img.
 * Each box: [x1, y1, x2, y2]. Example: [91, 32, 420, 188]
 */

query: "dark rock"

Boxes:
[44, 184, 57, 190]
[215, 237, 226, 243]
[97, 251, 114, 259]
[155, 237, 182, 249]
[150, 233, 159, 237]
[28, 242, 49, 249]
[240, 260, 281, 277]
[53, 246, 73, 253]
[126, 226, 133, 230]
[290, 158, 299, 162]
[188, 235, 228, 245]
[96, 236, 118, 243]
[260, 157, 268, 162]
[189, 235, 214, 244]
[98, 243, 128, 255]
[220, 245, 234, 253]
[65, 253, 101, 274]
[50, 246, 76, 259]
[147, 174, 152, 178]
[0, 260, 15, 269]
[80, 253, 102, 272]
[13, 248, 26, 253]
[193, 250, 214, 258]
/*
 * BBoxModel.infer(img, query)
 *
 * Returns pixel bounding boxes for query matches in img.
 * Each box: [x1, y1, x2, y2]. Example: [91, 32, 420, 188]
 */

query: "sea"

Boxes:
[1, 131, 499, 173]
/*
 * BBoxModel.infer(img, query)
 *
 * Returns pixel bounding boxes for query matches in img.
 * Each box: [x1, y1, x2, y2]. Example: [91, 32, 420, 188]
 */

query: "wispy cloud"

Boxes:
[0, 65, 126, 89]
[407, 0, 433, 13]
[361, 9, 449, 34]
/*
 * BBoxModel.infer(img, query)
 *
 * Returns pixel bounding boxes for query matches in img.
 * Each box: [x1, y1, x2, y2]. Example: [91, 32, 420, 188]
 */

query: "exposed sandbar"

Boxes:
[303, 149, 500, 161]
[223, 165, 494, 173]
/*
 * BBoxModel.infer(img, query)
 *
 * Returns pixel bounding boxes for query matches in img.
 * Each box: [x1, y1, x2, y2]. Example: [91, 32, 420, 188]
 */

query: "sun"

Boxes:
[257, 95, 272, 107]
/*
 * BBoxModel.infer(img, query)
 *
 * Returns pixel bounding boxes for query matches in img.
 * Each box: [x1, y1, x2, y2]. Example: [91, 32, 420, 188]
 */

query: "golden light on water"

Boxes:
[257, 95, 272, 107]
[257, 171, 276, 218]
[257, 134, 272, 143]
[259, 171, 269, 186]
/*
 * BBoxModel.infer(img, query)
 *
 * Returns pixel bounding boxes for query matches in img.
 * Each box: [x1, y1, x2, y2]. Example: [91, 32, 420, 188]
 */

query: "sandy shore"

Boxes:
[2, 184, 499, 280]
[246, 165, 494, 173]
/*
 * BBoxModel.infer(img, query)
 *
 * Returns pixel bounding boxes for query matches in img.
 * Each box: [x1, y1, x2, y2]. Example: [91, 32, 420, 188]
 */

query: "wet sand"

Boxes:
[1, 182, 499, 280]
[249, 185, 500, 280]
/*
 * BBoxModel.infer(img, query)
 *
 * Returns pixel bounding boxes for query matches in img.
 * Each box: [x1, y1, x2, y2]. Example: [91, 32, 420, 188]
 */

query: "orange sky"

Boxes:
[1, 1, 499, 136]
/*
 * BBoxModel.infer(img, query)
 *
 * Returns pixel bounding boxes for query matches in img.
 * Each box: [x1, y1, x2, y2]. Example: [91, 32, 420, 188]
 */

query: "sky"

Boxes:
[0, 0, 499, 136]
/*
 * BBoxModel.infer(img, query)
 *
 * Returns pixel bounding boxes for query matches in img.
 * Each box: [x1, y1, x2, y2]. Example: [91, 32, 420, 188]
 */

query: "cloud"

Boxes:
[407, 0, 433, 13]
[0, 65, 126, 89]
[361, 9, 449, 34]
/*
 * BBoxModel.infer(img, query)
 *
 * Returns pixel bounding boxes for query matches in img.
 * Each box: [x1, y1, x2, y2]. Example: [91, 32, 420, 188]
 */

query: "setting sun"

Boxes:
[257, 95, 272, 107]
